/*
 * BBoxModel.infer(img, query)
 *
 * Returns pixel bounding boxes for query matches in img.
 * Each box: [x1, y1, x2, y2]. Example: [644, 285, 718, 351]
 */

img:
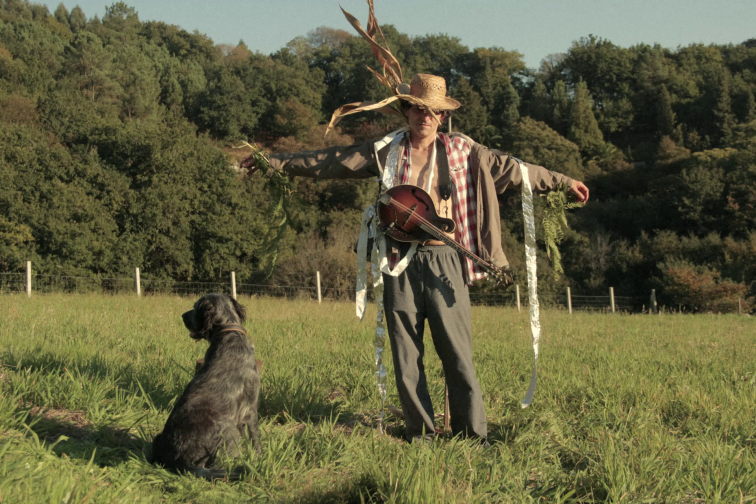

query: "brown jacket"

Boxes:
[269, 133, 574, 268]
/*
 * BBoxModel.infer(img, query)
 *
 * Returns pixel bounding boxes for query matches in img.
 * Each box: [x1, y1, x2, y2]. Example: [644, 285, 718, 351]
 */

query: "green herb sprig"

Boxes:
[542, 183, 584, 281]
[235, 142, 296, 278]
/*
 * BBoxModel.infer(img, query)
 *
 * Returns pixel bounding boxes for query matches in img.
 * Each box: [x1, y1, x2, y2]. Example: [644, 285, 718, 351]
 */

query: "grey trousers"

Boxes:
[382, 244, 487, 441]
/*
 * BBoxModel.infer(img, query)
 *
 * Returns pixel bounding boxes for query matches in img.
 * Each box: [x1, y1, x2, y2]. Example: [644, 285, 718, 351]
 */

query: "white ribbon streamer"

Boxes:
[517, 160, 541, 408]
[355, 128, 420, 431]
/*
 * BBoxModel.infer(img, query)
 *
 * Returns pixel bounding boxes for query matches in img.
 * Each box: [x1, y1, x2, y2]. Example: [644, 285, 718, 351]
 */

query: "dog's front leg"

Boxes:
[239, 413, 261, 454]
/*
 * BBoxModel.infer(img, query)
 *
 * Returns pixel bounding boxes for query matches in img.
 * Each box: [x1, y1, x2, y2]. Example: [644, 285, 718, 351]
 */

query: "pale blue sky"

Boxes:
[49, 0, 754, 68]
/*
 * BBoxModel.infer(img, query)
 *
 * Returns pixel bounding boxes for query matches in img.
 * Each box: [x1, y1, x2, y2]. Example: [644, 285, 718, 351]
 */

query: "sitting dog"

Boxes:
[150, 294, 260, 477]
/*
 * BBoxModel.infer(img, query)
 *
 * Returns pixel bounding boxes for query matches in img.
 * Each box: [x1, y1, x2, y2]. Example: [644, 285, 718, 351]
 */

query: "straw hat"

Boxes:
[397, 74, 461, 111]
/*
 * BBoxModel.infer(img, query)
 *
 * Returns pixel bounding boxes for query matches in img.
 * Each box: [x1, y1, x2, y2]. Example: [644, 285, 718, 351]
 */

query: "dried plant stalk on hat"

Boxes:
[326, 1, 456, 135]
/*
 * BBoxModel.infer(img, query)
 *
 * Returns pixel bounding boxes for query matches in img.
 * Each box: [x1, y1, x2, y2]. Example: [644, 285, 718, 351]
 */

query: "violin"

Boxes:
[377, 185, 514, 286]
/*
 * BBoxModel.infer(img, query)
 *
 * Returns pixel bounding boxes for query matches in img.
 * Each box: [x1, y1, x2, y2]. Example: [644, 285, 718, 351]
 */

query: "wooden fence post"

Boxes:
[516, 285, 521, 313]
[739, 298, 742, 316]
[231, 271, 237, 300]
[135, 267, 141, 298]
[316, 271, 322, 303]
[609, 287, 615, 313]
[26, 261, 31, 298]
[567, 287, 572, 314]
[650, 289, 658, 314]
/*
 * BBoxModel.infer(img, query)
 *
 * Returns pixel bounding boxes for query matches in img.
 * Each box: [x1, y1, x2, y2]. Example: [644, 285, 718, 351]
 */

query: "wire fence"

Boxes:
[2, 272, 749, 315]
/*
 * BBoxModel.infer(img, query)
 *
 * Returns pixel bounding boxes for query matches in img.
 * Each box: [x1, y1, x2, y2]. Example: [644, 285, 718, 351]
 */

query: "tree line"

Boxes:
[1, 0, 754, 311]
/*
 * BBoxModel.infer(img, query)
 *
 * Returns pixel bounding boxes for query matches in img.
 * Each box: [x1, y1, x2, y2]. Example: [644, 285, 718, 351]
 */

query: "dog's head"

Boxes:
[182, 294, 247, 340]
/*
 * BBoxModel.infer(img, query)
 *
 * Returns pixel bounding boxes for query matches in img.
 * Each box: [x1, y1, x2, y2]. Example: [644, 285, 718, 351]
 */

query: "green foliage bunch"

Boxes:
[236, 142, 296, 278]
[541, 184, 584, 281]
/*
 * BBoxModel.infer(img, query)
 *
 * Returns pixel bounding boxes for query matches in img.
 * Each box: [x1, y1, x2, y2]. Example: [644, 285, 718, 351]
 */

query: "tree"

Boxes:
[53, 3, 69, 28]
[656, 83, 677, 138]
[195, 64, 262, 140]
[68, 5, 86, 32]
[285, 36, 313, 61]
[0, 123, 124, 275]
[0, 216, 34, 271]
[306, 26, 351, 51]
[550, 80, 570, 135]
[567, 81, 604, 157]
[661, 260, 748, 313]
[466, 49, 520, 121]
[2, 0, 31, 20]
[112, 45, 161, 119]
[526, 78, 550, 123]
[560, 35, 635, 135]
[538, 53, 565, 85]
[508, 117, 585, 181]
[450, 77, 488, 141]
[498, 80, 520, 143]
[674, 149, 729, 234]
[714, 68, 736, 146]
[732, 76, 756, 122]
[746, 90, 756, 123]
[407, 34, 469, 86]
[139, 20, 217, 64]
[253, 49, 326, 137]
[101, 2, 140, 45]
[63, 31, 120, 102]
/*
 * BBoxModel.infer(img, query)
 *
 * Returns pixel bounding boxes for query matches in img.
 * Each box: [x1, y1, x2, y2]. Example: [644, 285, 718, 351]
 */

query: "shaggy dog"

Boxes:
[150, 294, 260, 477]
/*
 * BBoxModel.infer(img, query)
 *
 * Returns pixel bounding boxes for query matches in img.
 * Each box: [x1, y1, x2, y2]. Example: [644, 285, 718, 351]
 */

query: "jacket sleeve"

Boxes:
[478, 145, 574, 194]
[267, 141, 380, 180]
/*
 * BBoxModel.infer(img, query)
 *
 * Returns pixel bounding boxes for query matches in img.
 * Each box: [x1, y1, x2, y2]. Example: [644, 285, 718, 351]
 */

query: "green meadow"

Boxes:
[0, 294, 754, 503]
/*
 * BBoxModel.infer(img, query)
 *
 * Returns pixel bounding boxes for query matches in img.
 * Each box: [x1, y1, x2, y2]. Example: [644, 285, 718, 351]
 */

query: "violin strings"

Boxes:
[384, 194, 489, 265]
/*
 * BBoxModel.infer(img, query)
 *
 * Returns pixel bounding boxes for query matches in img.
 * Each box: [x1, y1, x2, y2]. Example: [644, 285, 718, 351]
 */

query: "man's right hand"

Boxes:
[240, 153, 261, 175]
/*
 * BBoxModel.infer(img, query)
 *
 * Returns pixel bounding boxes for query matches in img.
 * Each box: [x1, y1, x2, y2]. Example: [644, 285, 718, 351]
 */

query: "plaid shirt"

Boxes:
[395, 133, 486, 284]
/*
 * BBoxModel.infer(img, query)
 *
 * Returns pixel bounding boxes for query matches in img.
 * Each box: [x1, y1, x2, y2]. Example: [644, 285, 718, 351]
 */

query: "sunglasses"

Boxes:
[410, 104, 444, 116]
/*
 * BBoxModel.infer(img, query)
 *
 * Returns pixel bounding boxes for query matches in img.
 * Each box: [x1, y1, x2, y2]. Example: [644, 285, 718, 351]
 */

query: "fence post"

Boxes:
[316, 271, 322, 303]
[567, 287, 572, 314]
[135, 267, 141, 298]
[738, 298, 742, 316]
[26, 261, 31, 298]
[231, 271, 237, 300]
[650, 289, 658, 314]
[516, 285, 521, 313]
[609, 287, 615, 313]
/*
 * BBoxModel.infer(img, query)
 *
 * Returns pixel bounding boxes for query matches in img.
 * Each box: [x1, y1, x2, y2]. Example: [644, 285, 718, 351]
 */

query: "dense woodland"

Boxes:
[1, 1, 754, 311]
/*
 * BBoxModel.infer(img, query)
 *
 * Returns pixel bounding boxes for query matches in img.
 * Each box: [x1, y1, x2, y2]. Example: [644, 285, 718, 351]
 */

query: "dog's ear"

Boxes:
[230, 297, 246, 323]
[198, 296, 219, 338]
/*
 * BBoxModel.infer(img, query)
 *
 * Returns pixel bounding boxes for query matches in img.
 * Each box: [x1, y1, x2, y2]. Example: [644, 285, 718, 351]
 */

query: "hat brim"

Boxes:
[398, 94, 461, 111]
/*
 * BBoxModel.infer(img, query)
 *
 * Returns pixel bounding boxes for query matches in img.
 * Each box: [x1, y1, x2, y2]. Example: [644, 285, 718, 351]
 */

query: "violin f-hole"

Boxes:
[410, 188, 430, 211]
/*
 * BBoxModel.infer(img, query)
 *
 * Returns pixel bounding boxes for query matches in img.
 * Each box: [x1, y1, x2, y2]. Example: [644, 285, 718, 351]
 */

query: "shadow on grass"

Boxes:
[15, 405, 150, 467]
[1, 349, 370, 425]
[282, 473, 383, 504]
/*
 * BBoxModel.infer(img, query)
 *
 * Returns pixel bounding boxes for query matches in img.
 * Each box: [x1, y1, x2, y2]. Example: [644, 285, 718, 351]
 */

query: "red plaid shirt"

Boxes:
[395, 133, 486, 284]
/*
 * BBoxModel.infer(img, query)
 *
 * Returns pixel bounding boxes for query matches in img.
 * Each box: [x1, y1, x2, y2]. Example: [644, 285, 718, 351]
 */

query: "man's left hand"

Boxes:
[570, 180, 590, 204]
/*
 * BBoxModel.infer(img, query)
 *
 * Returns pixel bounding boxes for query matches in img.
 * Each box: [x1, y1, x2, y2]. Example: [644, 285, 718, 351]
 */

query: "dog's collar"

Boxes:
[212, 324, 248, 338]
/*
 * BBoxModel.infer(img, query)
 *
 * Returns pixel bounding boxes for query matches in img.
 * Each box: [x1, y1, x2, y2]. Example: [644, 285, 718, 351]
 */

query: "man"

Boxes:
[242, 73, 589, 444]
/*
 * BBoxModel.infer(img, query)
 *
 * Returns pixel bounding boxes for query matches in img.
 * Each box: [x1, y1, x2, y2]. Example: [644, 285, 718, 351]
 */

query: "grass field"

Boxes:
[0, 294, 754, 503]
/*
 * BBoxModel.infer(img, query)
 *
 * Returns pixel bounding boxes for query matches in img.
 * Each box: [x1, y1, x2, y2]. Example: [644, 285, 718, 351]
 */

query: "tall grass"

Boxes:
[0, 294, 754, 502]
